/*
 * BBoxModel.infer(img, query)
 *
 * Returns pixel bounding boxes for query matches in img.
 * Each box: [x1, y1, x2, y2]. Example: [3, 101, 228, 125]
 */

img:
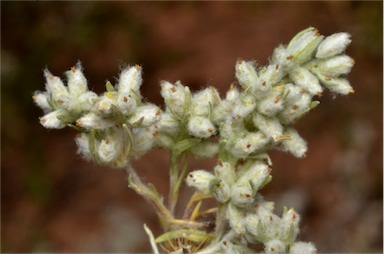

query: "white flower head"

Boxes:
[280, 128, 308, 158]
[316, 32, 351, 59]
[186, 170, 215, 194]
[231, 183, 255, 207]
[227, 203, 246, 234]
[210, 179, 231, 203]
[265, 240, 286, 254]
[129, 103, 161, 127]
[257, 86, 285, 117]
[289, 242, 317, 254]
[287, 27, 324, 64]
[118, 65, 143, 95]
[65, 62, 88, 97]
[39, 110, 66, 129]
[280, 208, 300, 244]
[253, 112, 283, 141]
[235, 59, 258, 91]
[44, 69, 69, 102]
[289, 67, 323, 96]
[230, 132, 269, 158]
[191, 86, 221, 117]
[75, 132, 93, 161]
[160, 80, 190, 118]
[98, 130, 123, 164]
[33, 91, 51, 113]
[187, 116, 216, 138]
[316, 55, 354, 77]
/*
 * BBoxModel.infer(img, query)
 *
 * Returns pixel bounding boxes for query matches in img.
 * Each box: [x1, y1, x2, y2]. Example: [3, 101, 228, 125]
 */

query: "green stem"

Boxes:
[169, 153, 190, 215]
[126, 165, 173, 229]
[168, 151, 182, 215]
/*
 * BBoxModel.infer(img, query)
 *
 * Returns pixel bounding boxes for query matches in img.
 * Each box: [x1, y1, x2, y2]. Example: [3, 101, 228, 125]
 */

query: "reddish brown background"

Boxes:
[1, 2, 383, 253]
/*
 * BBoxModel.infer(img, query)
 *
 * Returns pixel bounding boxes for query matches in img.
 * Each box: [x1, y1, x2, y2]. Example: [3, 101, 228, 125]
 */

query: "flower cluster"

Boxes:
[34, 27, 354, 254]
[34, 64, 161, 167]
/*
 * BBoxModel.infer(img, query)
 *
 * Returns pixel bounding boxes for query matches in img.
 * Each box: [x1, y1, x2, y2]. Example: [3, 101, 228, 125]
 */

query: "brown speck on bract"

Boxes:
[246, 144, 251, 148]
[287, 55, 293, 60]
[76, 121, 83, 126]
[274, 95, 281, 103]
[123, 96, 128, 102]
[230, 82, 235, 90]
[325, 76, 331, 81]
[152, 130, 159, 137]
[71, 66, 76, 73]
[156, 109, 162, 116]
[208, 128, 213, 133]
[292, 105, 299, 110]
[218, 160, 223, 167]
[316, 92, 323, 98]
[105, 138, 110, 144]
[171, 87, 176, 93]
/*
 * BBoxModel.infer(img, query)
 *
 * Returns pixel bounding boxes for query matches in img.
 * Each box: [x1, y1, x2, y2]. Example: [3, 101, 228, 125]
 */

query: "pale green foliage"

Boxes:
[34, 27, 354, 253]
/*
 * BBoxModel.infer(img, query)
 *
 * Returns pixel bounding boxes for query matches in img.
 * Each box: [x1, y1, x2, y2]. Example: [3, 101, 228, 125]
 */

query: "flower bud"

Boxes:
[259, 64, 285, 87]
[289, 67, 323, 96]
[316, 55, 354, 77]
[95, 93, 116, 115]
[76, 112, 113, 129]
[98, 129, 122, 164]
[131, 125, 158, 158]
[214, 161, 236, 185]
[235, 59, 258, 90]
[114, 92, 136, 115]
[317, 73, 354, 95]
[75, 133, 92, 160]
[186, 170, 215, 194]
[227, 203, 246, 234]
[44, 69, 70, 102]
[210, 179, 231, 203]
[257, 87, 285, 117]
[212, 86, 240, 123]
[160, 81, 190, 118]
[230, 131, 269, 158]
[232, 94, 257, 119]
[39, 110, 66, 129]
[118, 65, 142, 95]
[78, 91, 98, 112]
[287, 27, 324, 64]
[283, 83, 303, 106]
[280, 128, 307, 158]
[187, 116, 216, 138]
[158, 112, 180, 135]
[191, 87, 221, 117]
[33, 91, 51, 113]
[271, 45, 291, 68]
[231, 183, 255, 207]
[265, 240, 286, 254]
[280, 208, 300, 244]
[238, 160, 271, 191]
[253, 112, 283, 141]
[316, 32, 351, 59]
[279, 93, 312, 124]
[256, 206, 282, 241]
[289, 242, 317, 254]
[129, 103, 161, 127]
[66, 62, 88, 97]
[245, 213, 260, 237]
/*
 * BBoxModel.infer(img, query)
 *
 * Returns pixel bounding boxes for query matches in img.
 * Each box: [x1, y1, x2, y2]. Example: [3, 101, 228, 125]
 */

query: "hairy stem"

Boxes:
[126, 165, 173, 229]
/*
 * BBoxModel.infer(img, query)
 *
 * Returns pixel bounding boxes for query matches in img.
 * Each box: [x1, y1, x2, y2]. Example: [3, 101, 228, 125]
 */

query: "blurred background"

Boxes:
[1, 1, 382, 253]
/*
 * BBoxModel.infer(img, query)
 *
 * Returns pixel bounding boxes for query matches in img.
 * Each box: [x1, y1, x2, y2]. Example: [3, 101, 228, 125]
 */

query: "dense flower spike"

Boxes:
[35, 27, 354, 253]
